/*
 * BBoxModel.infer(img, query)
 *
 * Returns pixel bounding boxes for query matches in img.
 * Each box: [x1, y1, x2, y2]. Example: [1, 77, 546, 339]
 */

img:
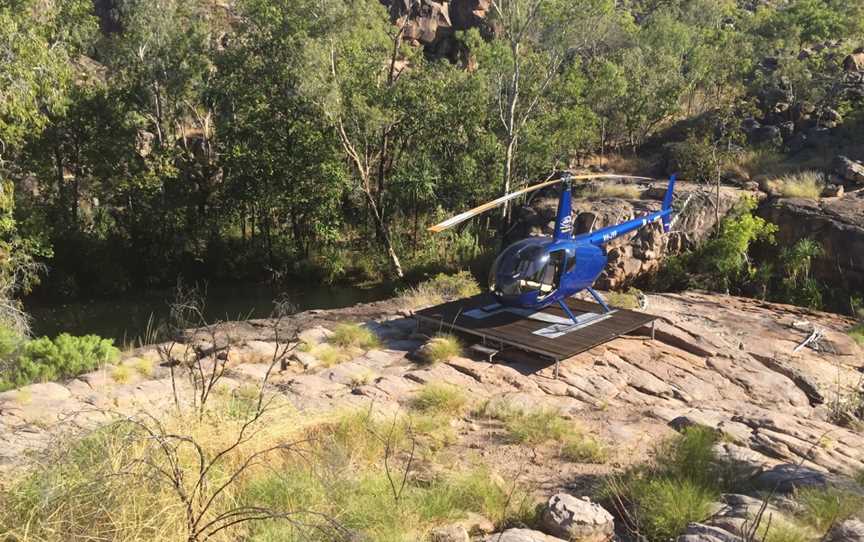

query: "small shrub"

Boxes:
[583, 184, 641, 200]
[769, 171, 824, 199]
[399, 271, 481, 309]
[411, 383, 469, 416]
[420, 334, 462, 364]
[110, 365, 132, 384]
[797, 487, 864, 533]
[349, 370, 376, 389]
[131, 358, 154, 377]
[0, 334, 120, 390]
[600, 427, 725, 541]
[484, 404, 577, 446]
[329, 323, 380, 350]
[561, 437, 608, 464]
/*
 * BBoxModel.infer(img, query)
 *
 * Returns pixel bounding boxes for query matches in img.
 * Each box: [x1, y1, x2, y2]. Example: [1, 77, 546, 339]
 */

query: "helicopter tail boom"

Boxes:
[661, 174, 676, 233]
[583, 175, 677, 246]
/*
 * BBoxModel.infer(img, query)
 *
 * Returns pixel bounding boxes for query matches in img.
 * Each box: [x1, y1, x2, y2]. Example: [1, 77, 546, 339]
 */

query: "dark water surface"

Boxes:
[25, 282, 394, 344]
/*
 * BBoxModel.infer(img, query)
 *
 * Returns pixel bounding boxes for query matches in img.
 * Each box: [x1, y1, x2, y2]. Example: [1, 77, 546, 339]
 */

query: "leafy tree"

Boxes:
[214, 0, 346, 263]
[479, 0, 618, 221]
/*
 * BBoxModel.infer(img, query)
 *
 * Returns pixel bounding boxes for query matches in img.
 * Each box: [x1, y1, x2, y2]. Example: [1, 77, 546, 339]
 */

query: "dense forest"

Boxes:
[1, 0, 863, 316]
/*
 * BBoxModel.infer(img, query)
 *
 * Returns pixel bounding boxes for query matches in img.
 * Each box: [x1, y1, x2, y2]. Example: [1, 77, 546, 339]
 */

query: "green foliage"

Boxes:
[850, 324, 864, 347]
[605, 288, 643, 310]
[796, 487, 864, 533]
[601, 427, 727, 541]
[561, 437, 609, 464]
[698, 198, 778, 291]
[0, 333, 120, 391]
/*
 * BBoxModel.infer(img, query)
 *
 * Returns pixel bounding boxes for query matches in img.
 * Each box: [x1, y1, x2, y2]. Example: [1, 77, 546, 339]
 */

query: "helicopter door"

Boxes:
[538, 250, 565, 297]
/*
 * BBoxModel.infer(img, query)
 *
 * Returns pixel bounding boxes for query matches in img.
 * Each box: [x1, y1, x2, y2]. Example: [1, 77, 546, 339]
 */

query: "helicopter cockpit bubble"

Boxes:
[489, 238, 560, 299]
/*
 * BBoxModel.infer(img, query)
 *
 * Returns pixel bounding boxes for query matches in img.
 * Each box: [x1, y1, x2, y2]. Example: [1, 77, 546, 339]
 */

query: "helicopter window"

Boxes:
[566, 252, 576, 273]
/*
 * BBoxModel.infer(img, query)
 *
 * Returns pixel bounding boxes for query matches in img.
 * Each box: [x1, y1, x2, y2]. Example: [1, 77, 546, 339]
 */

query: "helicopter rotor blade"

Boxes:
[427, 174, 657, 233]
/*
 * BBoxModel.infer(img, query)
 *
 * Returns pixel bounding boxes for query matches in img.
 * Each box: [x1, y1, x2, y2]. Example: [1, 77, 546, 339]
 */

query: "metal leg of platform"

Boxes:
[651, 320, 656, 340]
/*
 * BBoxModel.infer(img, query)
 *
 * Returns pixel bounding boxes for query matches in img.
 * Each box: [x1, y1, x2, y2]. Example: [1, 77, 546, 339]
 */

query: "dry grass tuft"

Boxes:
[110, 365, 133, 384]
[419, 334, 462, 364]
[398, 272, 480, 310]
[766, 171, 824, 199]
[328, 323, 380, 350]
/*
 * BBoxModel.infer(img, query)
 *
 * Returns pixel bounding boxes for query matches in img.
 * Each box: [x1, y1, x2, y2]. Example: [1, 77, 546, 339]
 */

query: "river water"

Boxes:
[25, 282, 394, 344]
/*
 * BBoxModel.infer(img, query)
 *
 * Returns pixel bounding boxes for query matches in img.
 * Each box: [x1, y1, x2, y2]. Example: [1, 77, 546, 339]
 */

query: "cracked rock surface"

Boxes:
[1, 291, 862, 494]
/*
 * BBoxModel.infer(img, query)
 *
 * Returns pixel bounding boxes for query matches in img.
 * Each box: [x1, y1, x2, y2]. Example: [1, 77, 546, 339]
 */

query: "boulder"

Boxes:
[298, 325, 333, 345]
[540, 494, 614, 542]
[483, 529, 567, 542]
[751, 125, 782, 145]
[676, 523, 744, 542]
[844, 52, 864, 72]
[429, 524, 470, 542]
[822, 184, 844, 198]
[826, 519, 864, 542]
[752, 463, 829, 493]
[760, 192, 864, 292]
[834, 156, 864, 185]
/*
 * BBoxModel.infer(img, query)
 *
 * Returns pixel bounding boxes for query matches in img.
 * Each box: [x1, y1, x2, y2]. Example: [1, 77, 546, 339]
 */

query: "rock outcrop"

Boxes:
[540, 494, 614, 542]
[760, 189, 864, 292]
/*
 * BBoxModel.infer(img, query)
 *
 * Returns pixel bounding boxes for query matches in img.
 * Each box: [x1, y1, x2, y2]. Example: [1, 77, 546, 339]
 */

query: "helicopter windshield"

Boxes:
[490, 241, 564, 297]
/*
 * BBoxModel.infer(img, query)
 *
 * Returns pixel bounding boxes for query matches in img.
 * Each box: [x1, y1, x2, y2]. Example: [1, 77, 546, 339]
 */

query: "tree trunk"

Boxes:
[364, 189, 403, 278]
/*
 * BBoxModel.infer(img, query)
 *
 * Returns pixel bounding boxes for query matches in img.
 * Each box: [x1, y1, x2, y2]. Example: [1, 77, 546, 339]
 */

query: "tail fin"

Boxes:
[661, 174, 676, 233]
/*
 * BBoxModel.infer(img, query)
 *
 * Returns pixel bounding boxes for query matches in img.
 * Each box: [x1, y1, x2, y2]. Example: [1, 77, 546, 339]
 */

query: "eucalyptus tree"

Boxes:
[480, 0, 618, 222]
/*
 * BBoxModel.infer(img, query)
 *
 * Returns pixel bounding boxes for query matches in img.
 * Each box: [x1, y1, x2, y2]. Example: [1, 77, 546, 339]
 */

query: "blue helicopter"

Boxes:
[429, 173, 677, 324]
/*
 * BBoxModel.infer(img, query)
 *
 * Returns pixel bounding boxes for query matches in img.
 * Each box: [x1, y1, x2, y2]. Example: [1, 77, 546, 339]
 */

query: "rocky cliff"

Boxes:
[761, 188, 864, 293]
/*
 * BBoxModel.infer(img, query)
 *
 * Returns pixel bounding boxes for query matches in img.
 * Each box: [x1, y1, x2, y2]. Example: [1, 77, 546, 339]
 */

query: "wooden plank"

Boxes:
[415, 294, 657, 361]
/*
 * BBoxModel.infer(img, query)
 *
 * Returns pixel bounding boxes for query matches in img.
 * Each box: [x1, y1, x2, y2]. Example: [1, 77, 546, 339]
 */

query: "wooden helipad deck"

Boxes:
[414, 294, 657, 362]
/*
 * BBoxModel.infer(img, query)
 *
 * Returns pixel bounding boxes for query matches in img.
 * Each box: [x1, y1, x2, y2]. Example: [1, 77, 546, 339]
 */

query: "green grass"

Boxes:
[329, 323, 381, 350]
[411, 383, 469, 416]
[796, 487, 864, 533]
[850, 323, 864, 346]
[311, 343, 351, 367]
[240, 411, 534, 541]
[420, 334, 463, 364]
[0, 391, 538, 541]
[482, 403, 578, 446]
[759, 519, 816, 542]
[600, 426, 725, 541]
[561, 437, 609, 464]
